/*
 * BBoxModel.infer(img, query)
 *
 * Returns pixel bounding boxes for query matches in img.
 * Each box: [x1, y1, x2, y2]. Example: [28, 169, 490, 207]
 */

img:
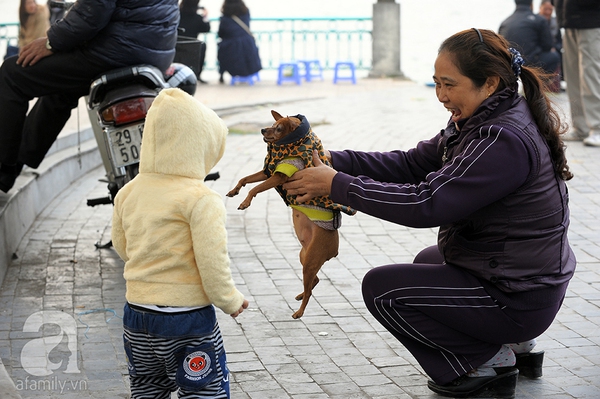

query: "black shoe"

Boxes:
[0, 162, 24, 193]
[515, 351, 544, 379]
[198, 78, 208, 84]
[427, 367, 518, 398]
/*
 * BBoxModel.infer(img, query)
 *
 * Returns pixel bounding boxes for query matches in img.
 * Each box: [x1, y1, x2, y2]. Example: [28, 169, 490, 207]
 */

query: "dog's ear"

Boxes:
[271, 110, 284, 121]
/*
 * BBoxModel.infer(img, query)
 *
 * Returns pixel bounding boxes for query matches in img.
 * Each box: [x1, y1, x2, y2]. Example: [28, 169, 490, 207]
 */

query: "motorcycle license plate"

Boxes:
[106, 123, 144, 169]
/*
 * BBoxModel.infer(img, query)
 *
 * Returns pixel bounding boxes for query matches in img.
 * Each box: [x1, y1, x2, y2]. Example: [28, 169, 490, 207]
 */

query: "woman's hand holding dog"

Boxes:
[285, 150, 337, 203]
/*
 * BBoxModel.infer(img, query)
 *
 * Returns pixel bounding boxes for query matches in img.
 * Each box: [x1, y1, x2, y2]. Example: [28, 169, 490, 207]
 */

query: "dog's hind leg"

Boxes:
[294, 269, 319, 301]
[291, 209, 339, 319]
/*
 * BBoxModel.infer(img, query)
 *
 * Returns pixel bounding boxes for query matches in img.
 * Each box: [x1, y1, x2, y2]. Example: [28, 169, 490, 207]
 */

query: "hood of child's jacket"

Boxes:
[138, 88, 228, 179]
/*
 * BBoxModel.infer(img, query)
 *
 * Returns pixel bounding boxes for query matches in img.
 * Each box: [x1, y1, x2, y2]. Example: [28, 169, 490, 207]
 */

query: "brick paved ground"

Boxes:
[1, 78, 599, 398]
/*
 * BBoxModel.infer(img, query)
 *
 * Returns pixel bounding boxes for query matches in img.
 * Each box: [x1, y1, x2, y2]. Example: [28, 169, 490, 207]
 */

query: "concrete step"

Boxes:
[0, 127, 101, 287]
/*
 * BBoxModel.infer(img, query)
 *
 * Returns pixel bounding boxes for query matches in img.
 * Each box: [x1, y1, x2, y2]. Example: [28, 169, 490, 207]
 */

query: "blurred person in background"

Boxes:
[3, 0, 50, 60]
[554, 0, 600, 146]
[216, 0, 261, 84]
[179, 0, 210, 38]
[178, 0, 210, 83]
[538, 0, 562, 53]
[19, 0, 50, 48]
[539, 0, 562, 83]
[499, 0, 560, 77]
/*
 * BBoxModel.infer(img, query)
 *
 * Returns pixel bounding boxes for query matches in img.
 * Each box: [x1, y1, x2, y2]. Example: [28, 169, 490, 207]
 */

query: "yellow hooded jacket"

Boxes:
[111, 88, 244, 315]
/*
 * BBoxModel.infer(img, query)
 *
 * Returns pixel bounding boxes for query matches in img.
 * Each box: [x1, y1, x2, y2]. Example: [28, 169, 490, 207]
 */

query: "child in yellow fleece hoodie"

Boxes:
[112, 88, 248, 399]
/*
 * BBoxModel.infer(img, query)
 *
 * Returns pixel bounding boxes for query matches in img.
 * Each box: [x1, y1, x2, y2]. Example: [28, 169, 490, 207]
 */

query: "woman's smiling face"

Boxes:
[433, 51, 492, 125]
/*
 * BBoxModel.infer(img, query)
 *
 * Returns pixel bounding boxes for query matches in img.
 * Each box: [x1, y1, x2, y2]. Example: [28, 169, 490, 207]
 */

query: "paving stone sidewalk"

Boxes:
[1, 78, 599, 398]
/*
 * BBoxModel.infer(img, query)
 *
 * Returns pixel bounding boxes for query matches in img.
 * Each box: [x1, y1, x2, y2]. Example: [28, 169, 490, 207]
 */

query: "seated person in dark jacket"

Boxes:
[499, 0, 560, 75]
[0, 0, 179, 193]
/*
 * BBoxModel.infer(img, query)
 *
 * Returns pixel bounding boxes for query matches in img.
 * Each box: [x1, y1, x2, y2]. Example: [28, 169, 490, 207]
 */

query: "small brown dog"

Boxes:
[227, 110, 354, 318]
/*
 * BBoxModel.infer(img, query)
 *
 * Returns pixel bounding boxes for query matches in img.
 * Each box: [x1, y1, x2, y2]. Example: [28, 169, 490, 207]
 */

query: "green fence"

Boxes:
[1, 17, 372, 70]
[0, 22, 19, 59]
[199, 17, 372, 71]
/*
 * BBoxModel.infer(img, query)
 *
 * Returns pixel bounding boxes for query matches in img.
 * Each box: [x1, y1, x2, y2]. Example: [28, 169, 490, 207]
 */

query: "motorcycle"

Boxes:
[84, 64, 221, 248]
[84, 64, 210, 248]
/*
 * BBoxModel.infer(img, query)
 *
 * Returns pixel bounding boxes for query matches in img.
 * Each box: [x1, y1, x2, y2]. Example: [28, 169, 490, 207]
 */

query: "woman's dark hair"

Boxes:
[180, 0, 200, 14]
[221, 0, 248, 17]
[19, 0, 31, 26]
[439, 28, 573, 181]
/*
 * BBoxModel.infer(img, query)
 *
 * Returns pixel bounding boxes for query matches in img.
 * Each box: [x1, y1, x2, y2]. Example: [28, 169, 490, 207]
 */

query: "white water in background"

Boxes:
[1, 0, 535, 83]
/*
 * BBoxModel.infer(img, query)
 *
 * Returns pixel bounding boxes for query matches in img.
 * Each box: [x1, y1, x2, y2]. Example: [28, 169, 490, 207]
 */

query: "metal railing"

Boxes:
[201, 17, 372, 71]
[1, 17, 372, 70]
[0, 22, 19, 59]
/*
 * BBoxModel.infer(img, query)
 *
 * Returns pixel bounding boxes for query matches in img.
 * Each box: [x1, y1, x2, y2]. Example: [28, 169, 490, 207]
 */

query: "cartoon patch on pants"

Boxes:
[176, 345, 219, 391]
[184, 351, 212, 380]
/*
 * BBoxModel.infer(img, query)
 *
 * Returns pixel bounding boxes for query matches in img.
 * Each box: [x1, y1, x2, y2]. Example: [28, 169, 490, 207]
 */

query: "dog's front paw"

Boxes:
[226, 188, 240, 197]
[238, 201, 250, 210]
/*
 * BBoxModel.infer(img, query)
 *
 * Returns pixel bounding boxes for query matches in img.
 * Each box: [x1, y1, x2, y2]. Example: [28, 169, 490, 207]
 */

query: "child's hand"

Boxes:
[230, 299, 249, 318]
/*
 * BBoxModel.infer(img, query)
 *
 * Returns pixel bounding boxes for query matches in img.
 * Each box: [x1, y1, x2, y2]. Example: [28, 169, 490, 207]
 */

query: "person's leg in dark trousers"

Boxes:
[19, 92, 82, 168]
[362, 245, 560, 385]
[0, 49, 111, 168]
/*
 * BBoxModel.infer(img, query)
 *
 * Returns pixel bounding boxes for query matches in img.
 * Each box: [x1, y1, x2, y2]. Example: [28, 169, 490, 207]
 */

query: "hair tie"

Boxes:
[509, 48, 524, 77]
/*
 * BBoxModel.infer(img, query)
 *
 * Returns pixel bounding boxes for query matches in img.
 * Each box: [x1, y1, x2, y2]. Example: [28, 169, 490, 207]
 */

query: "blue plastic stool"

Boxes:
[277, 62, 301, 85]
[231, 73, 260, 85]
[297, 59, 324, 82]
[333, 61, 356, 84]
